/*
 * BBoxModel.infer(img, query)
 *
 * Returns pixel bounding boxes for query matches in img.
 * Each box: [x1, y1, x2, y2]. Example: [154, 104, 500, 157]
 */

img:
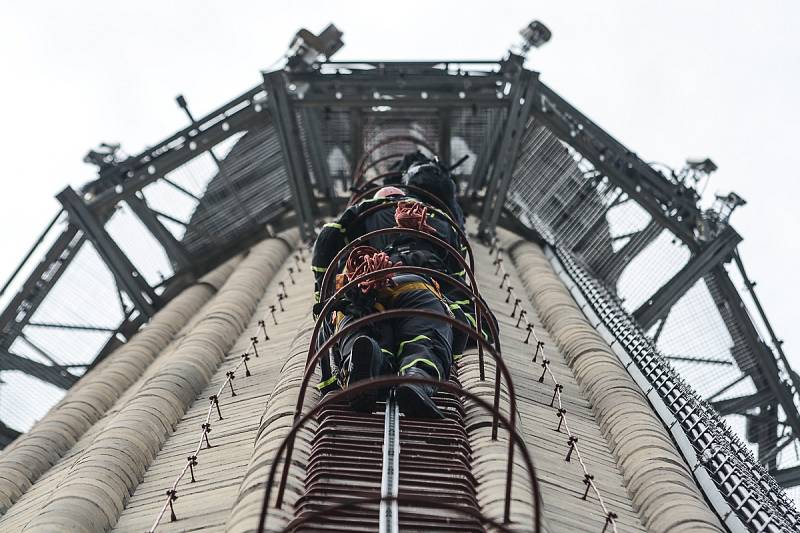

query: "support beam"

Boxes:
[467, 110, 503, 195]
[712, 390, 775, 416]
[0, 209, 64, 299]
[756, 404, 780, 470]
[708, 264, 800, 449]
[126, 193, 192, 272]
[666, 354, 733, 366]
[438, 107, 451, 167]
[0, 420, 21, 448]
[652, 312, 669, 344]
[595, 219, 661, 287]
[19, 333, 65, 367]
[148, 207, 188, 228]
[478, 68, 538, 237]
[176, 94, 260, 231]
[707, 374, 748, 402]
[26, 321, 116, 333]
[0, 348, 78, 389]
[772, 465, 800, 488]
[350, 108, 364, 186]
[531, 82, 701, 247]
[264, 71, 316, 240]
[160, 176, 201, 201]
[57, 186, 159, 318]
[633, 225, 742, 330]
[0, 226, 85, 389]
[87, 85, 264, 211]
[734, 252, 800, 418]
[300, 107, 333, 199]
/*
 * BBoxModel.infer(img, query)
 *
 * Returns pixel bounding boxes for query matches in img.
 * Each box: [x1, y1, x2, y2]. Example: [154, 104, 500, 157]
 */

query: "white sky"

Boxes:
[0, 1, 798, 372]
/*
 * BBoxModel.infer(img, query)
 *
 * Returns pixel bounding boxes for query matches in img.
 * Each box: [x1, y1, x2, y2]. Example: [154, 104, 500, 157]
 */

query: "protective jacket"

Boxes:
[311, 196, 465, 301]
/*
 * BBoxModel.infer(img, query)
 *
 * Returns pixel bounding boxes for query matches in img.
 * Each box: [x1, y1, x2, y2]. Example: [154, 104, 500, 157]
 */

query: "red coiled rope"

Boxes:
[395, 201, 437, 234]
[341, 245, 400, 294]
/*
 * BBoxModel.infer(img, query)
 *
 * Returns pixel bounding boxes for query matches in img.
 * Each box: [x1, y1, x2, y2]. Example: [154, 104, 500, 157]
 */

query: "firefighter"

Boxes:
[322, 246, 454, 419]
[311, 155, 478, 411]
[312, 187, 468, 399]
[311, 186, 464, 302]
[396, 152, 465, 230]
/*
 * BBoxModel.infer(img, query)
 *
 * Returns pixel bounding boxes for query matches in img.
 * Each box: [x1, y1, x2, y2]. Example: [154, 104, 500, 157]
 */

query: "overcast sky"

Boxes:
[1, 1, 798, 374]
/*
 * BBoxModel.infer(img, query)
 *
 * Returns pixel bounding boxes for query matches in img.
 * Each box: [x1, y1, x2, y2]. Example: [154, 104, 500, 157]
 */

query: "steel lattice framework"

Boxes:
[1, 24, 798, 529]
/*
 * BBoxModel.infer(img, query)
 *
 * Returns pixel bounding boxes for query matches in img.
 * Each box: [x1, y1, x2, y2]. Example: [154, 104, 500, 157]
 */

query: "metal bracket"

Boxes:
[126, 193, 192, 272]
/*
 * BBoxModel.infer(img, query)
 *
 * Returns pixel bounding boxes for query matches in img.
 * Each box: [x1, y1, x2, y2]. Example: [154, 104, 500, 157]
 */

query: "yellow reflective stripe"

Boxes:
[381, 282, 442, 300]
[314, 291, 320, 303]
[453, 353, 463, 361]
[454, 270, 466, 277]
[463, 312, 478, 328]
[453, 299, 471, 306]
[399, 358, 441, 379]
[323, 222, 346, 233]
[381, 348, 394, 356]
[430, 206, 455, 224]
[397, 334, 430, 356]
[316, 374, 338, 390]
[449, 303, 461, 311]
[311, 265, 327, 273]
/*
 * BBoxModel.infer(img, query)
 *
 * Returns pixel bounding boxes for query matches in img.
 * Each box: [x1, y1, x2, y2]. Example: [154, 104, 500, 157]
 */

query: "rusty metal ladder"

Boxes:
[292, 372, 482, 531]
[259, 139, 542, 532]
[379, 391, 400, 533]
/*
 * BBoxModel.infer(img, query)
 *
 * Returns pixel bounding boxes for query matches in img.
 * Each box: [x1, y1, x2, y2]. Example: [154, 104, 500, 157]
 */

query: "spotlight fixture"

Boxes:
[286, 24, 344, 71]
[685, 157, 718, 175]
[519, 20, 552, 53]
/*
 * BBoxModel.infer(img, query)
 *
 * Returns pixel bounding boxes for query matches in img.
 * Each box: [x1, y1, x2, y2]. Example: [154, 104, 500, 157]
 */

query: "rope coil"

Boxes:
[395, 200, 437, 234]
[340, 245, 401, 294]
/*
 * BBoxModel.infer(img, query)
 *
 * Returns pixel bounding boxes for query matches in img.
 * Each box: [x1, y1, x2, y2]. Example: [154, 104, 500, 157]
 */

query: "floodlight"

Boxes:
[286, 24, 344, 71]
[519, 20, 552, 52]
[686, 157, 718, 174]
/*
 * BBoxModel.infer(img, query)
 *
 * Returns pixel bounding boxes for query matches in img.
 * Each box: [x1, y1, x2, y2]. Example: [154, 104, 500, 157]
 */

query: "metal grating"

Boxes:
[555, 248, 799, 532]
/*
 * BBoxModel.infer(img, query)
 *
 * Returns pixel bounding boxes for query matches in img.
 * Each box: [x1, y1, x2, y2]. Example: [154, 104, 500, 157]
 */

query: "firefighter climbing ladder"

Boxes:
[255, 138, 627, 531]
[136, 136, 637, 532]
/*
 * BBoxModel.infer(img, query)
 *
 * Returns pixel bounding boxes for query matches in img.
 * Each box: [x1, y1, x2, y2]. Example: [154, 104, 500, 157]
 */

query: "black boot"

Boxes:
[397, 367, 444, 419]
[346, 336, 382, 413]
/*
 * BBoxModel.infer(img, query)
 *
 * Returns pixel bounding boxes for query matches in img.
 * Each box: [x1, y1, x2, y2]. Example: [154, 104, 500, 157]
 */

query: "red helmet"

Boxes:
[373, 186, 404, 199]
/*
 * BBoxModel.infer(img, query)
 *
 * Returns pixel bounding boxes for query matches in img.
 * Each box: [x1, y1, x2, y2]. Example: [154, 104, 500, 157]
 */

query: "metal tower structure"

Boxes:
[1, 21, 799, 523]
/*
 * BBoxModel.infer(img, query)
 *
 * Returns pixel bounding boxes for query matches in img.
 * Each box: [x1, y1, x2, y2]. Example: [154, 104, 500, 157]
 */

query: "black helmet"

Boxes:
[402, 161, 464, 228]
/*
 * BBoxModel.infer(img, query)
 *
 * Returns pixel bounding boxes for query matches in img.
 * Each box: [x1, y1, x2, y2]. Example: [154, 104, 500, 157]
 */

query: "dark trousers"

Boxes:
[318, 274, 454, 389]
[389, 278, 454, 381]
